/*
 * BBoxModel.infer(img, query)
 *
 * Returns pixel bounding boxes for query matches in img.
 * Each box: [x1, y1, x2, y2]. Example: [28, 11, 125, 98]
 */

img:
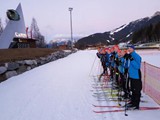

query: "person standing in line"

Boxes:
[127, 45, 142, 110]
[109, 47, 116, 81]
[96, 47, 107, 75]
[113, 45, 120, 87]
[117, 50, 128, 98]
[123, 49, 131, 99]
[104, 48, 110, 76]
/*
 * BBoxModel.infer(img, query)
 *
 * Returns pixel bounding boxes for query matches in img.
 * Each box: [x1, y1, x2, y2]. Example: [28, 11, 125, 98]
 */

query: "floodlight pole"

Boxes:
[69, 7, 73, 48]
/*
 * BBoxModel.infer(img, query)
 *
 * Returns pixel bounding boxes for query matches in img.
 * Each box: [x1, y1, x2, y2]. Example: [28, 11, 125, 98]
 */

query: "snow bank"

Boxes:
[137, 50, 160, 67]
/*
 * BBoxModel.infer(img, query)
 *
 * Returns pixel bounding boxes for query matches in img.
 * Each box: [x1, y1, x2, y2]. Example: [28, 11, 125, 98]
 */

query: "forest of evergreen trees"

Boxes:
[132, 22, 160, 44]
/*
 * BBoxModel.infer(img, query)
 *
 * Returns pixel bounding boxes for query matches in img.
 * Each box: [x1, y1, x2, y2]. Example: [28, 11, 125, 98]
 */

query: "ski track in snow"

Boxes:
[0, 50, 160, 120]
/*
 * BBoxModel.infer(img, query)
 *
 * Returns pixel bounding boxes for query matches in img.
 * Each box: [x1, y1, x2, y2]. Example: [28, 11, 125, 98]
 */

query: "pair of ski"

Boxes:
[92, 86, 111, 89]
[93, 104, 160, 113]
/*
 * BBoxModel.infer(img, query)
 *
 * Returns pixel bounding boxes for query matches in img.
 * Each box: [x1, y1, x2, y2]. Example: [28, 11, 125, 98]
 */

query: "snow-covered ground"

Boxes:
[0, 50, 160, 120]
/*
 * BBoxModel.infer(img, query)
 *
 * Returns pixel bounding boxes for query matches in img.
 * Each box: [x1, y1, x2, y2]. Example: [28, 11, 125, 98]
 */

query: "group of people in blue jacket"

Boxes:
[96, 45, 142, 110]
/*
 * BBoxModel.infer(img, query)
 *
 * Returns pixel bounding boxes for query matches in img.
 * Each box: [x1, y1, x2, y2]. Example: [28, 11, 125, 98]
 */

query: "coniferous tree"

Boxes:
[154, 22, 160, 41]
[132, 22, 160, 43]
[30, 17, 46, 48]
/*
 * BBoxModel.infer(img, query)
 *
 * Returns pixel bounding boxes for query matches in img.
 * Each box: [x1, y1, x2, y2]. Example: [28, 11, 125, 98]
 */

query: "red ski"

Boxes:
[93, 104, 156, 108]
[93, 107, 160, 113]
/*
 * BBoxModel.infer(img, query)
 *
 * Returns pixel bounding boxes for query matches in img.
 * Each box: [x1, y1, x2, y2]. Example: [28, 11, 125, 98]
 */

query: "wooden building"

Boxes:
[9, 37, 37, 48]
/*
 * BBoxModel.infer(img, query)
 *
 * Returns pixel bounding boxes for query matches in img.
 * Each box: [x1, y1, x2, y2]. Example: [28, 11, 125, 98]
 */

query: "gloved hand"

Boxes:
[116, 61, 119, 66]
[127, 54, 134, 61]
[115, 58, 119, 66]
[125, 68, 128, 75]
[118, 60, 122, 65]
[110, 54, 114, 60]
[124, 53, 129, 60]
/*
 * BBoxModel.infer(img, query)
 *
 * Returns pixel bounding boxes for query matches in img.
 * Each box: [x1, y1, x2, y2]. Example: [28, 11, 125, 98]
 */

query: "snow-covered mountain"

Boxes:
[50, 35, 86, 44]
[76, 11, 160, 47]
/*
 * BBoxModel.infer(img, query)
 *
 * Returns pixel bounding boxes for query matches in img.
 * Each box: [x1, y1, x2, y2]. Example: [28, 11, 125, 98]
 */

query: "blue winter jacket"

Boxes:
[105, 53, 110, 67]
[114, 52, 119, 68]
[110, 52, 115, 67]
[124, 59, 129, 69]
[128, 51, 141, 79]
[118, 57, 125, 74]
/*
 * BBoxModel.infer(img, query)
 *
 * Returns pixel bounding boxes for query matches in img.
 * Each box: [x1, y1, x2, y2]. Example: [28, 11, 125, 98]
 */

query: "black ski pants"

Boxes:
[119, 73, 127, 96]
[130, 78, 142, 107]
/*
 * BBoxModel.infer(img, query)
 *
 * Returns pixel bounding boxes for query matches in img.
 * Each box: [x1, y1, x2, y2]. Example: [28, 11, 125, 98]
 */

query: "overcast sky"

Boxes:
[0, 0, 160, 42]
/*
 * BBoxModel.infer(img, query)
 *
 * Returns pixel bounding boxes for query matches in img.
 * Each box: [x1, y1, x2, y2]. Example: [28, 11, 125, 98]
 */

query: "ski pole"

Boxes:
[124, 59, 130, 116]
[118, 77, 122, 107]
[111, 67, 113, 97]
[89, 55, 97, 76]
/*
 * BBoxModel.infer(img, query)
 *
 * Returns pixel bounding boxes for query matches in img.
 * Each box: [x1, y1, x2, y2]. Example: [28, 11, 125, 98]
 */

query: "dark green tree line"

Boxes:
[132, 22, 160, 43]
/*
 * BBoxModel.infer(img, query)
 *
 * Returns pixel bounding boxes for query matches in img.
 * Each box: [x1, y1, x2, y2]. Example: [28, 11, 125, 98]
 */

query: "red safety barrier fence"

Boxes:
[141, 62, 160, 105]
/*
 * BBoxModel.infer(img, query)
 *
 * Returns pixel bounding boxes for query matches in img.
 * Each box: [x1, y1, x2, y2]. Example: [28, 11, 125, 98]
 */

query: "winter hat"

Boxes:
[117, 49, 121, 53]
[110, 47, 114, 52]
[114, 45, 119, 49]
[127, 44, 135, 50]
[104, 48, 109, 51]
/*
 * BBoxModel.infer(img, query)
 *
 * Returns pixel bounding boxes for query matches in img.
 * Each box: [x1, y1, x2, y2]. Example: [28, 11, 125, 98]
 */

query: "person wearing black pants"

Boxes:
[96, 48, 107, 75]
[130, 77, 142, 108]
[117, 50, 128, 98]
[127, 45, 142, 109]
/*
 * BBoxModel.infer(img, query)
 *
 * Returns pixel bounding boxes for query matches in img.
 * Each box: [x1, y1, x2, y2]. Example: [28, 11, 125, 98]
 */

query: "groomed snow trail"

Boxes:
[0, 50, 100, 120]
[0, 50, 160, 120]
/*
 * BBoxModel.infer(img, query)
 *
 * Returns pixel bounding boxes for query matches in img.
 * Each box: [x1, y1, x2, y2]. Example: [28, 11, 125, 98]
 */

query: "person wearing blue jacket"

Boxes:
[123, 51, 131, 99]
[117, 50, 128, 98]
[96, 48, 107, 75]
[114, 45, 120, 87]
[127, 45, 142, 110]
[104, 49, 111, 76]
[109, 47, 116, 80]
